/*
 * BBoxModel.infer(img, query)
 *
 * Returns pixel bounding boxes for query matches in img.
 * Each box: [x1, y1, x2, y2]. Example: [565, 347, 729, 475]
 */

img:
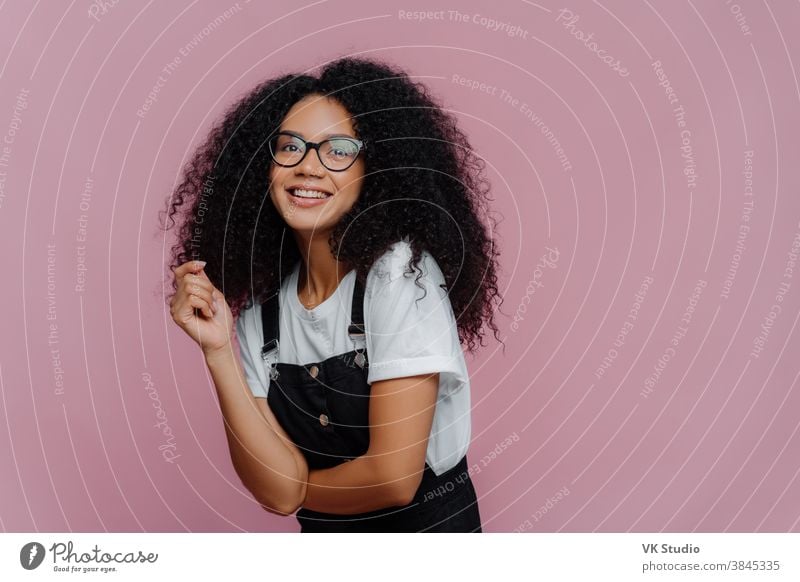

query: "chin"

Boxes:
[283, 215, 337, 235]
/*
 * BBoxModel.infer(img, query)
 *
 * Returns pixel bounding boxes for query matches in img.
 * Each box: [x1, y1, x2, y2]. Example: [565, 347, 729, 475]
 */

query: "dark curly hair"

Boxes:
[160, 55, 504, 354]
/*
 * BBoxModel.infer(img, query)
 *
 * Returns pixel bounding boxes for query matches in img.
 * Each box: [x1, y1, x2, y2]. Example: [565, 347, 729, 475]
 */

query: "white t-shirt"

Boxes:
[235, 239, 472, 476]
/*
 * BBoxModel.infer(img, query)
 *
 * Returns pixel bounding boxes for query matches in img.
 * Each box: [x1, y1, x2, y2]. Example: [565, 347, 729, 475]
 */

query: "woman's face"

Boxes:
[269, 94, 366, 238]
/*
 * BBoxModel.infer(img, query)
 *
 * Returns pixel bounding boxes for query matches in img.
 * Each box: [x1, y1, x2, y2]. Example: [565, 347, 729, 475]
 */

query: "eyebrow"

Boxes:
[280, 129, 357, 140]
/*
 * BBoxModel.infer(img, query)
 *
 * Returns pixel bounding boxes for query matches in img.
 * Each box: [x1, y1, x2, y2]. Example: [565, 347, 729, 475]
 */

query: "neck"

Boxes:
[293, 231, 352, 306]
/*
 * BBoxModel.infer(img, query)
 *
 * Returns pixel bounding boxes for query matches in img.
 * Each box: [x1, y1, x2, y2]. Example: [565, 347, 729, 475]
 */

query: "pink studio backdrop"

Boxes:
[1, 0, 798, 533]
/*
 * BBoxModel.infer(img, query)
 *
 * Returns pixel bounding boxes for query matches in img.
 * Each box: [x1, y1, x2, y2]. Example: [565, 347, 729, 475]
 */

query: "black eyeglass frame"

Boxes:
[268, 131, 367, 172]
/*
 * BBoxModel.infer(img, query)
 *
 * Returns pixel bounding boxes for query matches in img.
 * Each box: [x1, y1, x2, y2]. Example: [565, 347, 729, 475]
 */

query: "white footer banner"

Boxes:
[1, 533, 798, 581]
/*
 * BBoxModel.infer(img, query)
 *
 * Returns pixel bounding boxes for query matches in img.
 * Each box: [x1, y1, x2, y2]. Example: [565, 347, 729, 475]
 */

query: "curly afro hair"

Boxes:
[161, 55, 504, 355]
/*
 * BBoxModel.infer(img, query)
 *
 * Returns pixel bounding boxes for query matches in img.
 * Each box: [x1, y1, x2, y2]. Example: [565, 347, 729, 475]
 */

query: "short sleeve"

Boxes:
[364, 247, 467, 397]
[235, 302, 269, 399]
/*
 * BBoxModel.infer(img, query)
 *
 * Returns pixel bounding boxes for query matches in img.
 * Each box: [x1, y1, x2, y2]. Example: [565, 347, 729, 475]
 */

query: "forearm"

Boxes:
[206, 349, 308, 514]
[302, 455, 413, 514]
[301, 373, 437, 515]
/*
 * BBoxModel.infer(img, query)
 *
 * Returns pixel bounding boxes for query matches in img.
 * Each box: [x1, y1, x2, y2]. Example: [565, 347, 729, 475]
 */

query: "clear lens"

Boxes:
[322, 138, 360, 169]
[271, 134, 305, 165]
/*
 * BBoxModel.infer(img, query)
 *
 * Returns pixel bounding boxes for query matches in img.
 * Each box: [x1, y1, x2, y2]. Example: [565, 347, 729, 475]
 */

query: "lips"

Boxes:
[287, 186, 332, 198]
[284, 186, 333, 208]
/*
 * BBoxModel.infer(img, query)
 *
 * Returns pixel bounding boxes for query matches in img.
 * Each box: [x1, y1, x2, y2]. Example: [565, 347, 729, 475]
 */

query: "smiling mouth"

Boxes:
[288, 188, 332, 199]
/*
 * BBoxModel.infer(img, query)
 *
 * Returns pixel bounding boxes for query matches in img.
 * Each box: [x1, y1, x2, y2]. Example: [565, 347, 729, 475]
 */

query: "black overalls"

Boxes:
[259, 271, 482, 532]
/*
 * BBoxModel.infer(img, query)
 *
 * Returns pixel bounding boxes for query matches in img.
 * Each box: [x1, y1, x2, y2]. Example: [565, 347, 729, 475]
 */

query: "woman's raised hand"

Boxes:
[170, 260, 233, 357]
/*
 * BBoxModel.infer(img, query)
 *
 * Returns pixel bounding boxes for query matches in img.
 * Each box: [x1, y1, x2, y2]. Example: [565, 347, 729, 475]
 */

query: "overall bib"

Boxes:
[259, 271, 482, 532]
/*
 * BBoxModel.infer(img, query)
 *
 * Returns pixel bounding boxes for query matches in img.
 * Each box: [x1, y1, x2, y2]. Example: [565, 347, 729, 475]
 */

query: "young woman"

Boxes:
[164, 56, 503, 532]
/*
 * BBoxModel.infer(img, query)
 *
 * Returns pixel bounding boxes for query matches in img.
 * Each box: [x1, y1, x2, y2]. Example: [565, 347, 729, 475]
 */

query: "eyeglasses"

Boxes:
[268, 131, 365, 172]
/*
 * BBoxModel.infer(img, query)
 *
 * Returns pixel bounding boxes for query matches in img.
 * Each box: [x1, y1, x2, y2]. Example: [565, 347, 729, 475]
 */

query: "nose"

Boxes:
[295, 145, 325, 177]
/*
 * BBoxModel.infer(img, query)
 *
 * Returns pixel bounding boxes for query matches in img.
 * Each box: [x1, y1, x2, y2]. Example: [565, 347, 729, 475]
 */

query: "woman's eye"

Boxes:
[325, 143, 355, 159]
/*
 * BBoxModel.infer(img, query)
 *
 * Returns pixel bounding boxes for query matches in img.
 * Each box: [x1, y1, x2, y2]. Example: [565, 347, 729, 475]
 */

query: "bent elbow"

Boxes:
[261, 500, 299, 517]
[257, 492, 301, 516]
[253, 483, 304, 516]
[392, 487, 416, 508]
[365, 454, 426, 508]
[382, 469, 424, 507]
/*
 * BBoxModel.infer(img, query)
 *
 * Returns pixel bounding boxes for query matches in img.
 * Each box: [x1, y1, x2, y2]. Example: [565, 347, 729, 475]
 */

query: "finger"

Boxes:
[173, 260, 207, 279]
[183, 272, 214, 294]
[185, 282, 216, 314]
[188, 294, 214, 319]
[195, 268, 211, 282]
[194, 268, 218, 289]
[196, 270, 224, 304]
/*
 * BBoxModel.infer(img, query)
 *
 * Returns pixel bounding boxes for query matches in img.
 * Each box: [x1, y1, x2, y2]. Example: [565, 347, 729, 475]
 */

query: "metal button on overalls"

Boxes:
[259, 266, 482, 532]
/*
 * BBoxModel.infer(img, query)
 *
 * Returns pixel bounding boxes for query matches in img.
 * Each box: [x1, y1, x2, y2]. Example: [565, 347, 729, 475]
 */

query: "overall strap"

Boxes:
[348, 272, 368, 368]
[348, 272, 366, 340]
[259, 289, 280, 362]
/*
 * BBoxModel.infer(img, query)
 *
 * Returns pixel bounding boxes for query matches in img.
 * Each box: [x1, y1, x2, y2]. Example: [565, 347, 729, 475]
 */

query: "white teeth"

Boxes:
[291, 188, 329, 199]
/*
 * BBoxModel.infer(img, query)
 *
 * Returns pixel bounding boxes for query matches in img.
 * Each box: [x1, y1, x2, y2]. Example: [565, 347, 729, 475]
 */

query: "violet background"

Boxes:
[0, 0, 798, 532]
